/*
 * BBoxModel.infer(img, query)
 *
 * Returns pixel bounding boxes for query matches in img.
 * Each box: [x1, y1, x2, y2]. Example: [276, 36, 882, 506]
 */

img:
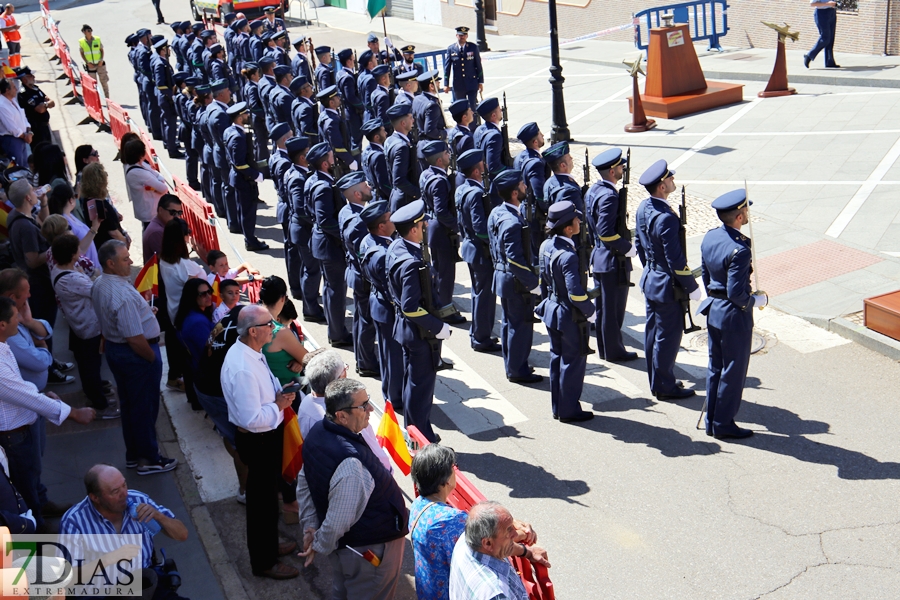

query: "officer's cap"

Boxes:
[317, 85, 338, 102]
[273, 64, 291, 78]
[272, 31, 287, 41]
[260, 31, 273, 42]
[456, 26, 470, 35]
[476, 97, 499, 117]
[184, 76, 200, 87]
[358, 50, 373, 67]
[638, 159, 674, 188]
[337, 48, 353, 63]
[361, 118, 384, 135]
[233, 18, 248, 29]
[448, 99, 469, 119]
[386, 103, 412, 120]
[417, 69, 439, 84]
[195, 83, 211, 94]
[150, 34, 165, 45]
[208, 43, 223, 55]
[421, 140, 447, 158]
[390, 199, 427, 225]
[401, 44, 415, 53]
[14, 66, 32, 79]
[307, 142, 332, 165]
[136, 28, 151, 38]
[173, 71, 188, 85]
[492, 169, 523, 193]
[289, 76, 308, 92]
[546, 200, 582, 229]
[269, 122, 292, 141]
[249, 19, 265, 31]
[181, 21, 193, 30]
[396, 71, 417, 83]
[711, 189, 751, 211]
[541, 141, 569, 162]
[337, 171, 367, 191]
[457, 149, 483, 171]
[170, 22, 184, 31]
[264, 6, 278, 13]
[516, 122, 539, 143]
[209, 79, 229, 94]
[125, 33, 138, 45]
[258, 56, 276, 67]
[366, 33, 379, 43]
[199, 30, 215, 40]
[226, 102, 248, 118]
[371, 64, 390, 77]
[191, 23, 204, 33]
[243, 62, 259, 71]
[592, 148, 626, 172]
[292, 35, 307, 47]
[361, 200, 389, 226]
[153, 38, 169, 51]
[315, 45, 331, 55]
[223, 12, 237, 22]
[285, 136, 310, 155]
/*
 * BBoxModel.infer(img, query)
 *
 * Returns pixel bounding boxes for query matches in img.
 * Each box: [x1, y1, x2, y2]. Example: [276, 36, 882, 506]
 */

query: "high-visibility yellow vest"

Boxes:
[79, 36, 103, 63]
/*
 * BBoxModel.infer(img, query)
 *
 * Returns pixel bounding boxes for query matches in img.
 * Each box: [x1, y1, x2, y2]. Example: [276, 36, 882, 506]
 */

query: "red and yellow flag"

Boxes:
[134, 254, 159, 300]
[211, 275, 221, 306]
[282, 407, 304, 482]
[376, 400, 412, 476]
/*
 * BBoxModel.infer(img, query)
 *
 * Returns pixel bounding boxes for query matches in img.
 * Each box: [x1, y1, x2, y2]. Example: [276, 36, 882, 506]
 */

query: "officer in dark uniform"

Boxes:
[443, 26, 483, 125]
[634, 159, 700, 400]
[337, 171, 379, 378]
[248, 20, 266, 61]
[305, 142, 353, 345]
[383, 103, 419, 212]
[151, 39, 184, 159]
[207, 79, 239, 233]
[513, 122, 548, 255]
[585, 148, 637, 363]
[698, 189, 766, 440]
[224, 102, 269, 251]
[283, 136, 325, 320]
[199, 30, 219, 82]
[207, 43, 231, 89]
[269, 122, 293, 258]
[170, 21, 187, 72]
[257, 56, 277, 134]
[267, 31, 289, 66]
[241, 63, 268, 165]
[290, 76, 317, 146]
[314, 46, 334, 91]
[386, 200, 452, 442]
[368, 65, 392, 129]
[15, 67, 53, 147]
[361, 119, 391, 204]
[335, 48, 364, 153]
[542, 141, 583, 212]
[419, 141, 464, 324]
[360, 201, 403, 408]
[395, 44, 424, 79]
[221, 13, 236, 57]
[356, 51, 376, 120]
[262, 6, 285, 34]
[536, 201, 596, 423]
[447, 99, 474, 190]
[179, 76, 202, 189]
[188, 25, 206, 82]
[194, 83, 215, 203]
[366, 32, 401, 66]
[316, 85, 357, 173]
[291, 36, 312, 83]
[394, 71, 417, 106]
[126, 34, 144, 118]
[456, 148, 500, 352]
[135, 29, 162, 140]
[474, 97, 507, 182]
[269, 65, 294, 126]
[413, 70, 446, 143]
[488, 170, 542, 383]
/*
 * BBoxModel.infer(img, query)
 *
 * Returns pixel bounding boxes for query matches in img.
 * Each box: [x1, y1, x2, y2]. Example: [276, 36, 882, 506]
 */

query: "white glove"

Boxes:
[530, 285, 541, 296]
[586, 313, 597, 324]
[384, 37, 394, 50]
[689, 287, 702, 302]
[254, 173, 264, 183]
[349, 160, 359, 171]
[435, 323, 451, 340]
[752, 293, 768, 309]
[20, 509, 35, 528]
[625, 244, 637, 258]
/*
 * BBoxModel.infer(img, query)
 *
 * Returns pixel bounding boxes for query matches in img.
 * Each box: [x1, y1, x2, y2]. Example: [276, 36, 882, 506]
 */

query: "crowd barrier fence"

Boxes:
[80, 72, 106, 126]
[107, 100, 131, 149]
[173, 175, 220, 254]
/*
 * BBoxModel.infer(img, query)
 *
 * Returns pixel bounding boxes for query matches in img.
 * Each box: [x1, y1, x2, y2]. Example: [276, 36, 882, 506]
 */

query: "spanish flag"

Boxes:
[376, 400, 412, 476]
[282, 407, 304, 482]
[211, 275, 221, 306]
[134, 254, 159, 300]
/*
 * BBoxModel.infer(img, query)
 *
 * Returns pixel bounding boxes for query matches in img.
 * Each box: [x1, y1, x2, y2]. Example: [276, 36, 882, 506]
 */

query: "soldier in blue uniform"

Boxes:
[151, 39, 184, 158]
[488, 170, 543, 383]
[126, 34, 143, 120]
[194, 84, 215, 205]
[394, 71, 417, 106]
[395, 44, 425, 79]
[585, 148, 638, 363]
[224, 102, 269, 251]
[267, 31, 290, 67]
[135, 30, 162, 140]
[361, 119, 391, 203]
[419, 141, 465, 324]
[263, 6, 285, 34]
[456, 149, 500, 352]
[269, 65, 294, 126]
[335, 48, 364, 153]
[443, 26, 483, 125]
[305, 142, 353, 346]
[283, 136, 326, 321]
[514, 122, 548, 256]
[386, 200, 452, 442]
[360, 201, 403, 408]
[180, 77, 202, 189]
[199, 30, 219, 82]
[290, 76, 317, 146]
[316, 85, 357, 173]
[269, 122, 293, 263]
[356, 51, 376, 120]
[207, 79, 240, 234]
[634, 159, 700, 400]
[170, 21, 187, 72]
[232, 19, 249, 81]
[187, 25, 206, 82]
[383, 103, 419, 212]
[291, 36, 312, 83]
[537, 201, 597, 423]
[241, 63, 268, 166]
[368, 65, 392, 130]
[698, 189, 767, 440]
[413, 70, 446, 143]
[474, 97, 507, 181]
[336, 171, 379, 378]
[542, 141, 583, 212]
[314, 46, 334, 91]
[221, 13, 236, 58]
[248, 20, 265, 62]
[257, 56, 277, 136]
[448, 99, 474, 190]
[207, 44, 232, 90]
[366, 32, 401, 66]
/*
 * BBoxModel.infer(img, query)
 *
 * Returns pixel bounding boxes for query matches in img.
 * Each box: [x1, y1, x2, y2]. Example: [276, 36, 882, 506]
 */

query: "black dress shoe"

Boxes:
[803, 53, 811, 68]
[508, 373, 543, 384]
[245, 241, 270, 252]
[329, 337, 353, 348]
[826, 63, 841, 68]
[436, 358, 454, 371]
[559, 411, 594, 424]
[443, 313, 467, 325]
[473, 342, 502, 353]
[357, 369, 380, 378]
[607, 351, 638, 363]
[714, 427, 753, 440]
[229, 227, 242, 234]
[552, 414, 559, 420]
[655, 388, 696, 401]
[302, 313, 327, 323]
[168, 151, 185, 159]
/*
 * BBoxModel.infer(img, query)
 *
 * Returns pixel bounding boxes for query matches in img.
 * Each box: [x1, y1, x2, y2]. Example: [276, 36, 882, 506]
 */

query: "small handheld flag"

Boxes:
[376, 400, 412, 476]
[282, 407, 304, 482]
[134, 254, 159, 300]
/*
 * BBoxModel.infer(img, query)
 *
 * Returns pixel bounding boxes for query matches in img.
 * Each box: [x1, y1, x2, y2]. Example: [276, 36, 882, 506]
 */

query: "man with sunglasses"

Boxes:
[142, 194, 183, 263]
[298, 378, 408, 597]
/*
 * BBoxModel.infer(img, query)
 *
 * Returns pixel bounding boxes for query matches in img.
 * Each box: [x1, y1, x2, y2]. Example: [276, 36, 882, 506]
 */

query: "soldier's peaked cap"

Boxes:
[592, 148, 626, 171]
[638, 159, 674, 187]
[390, 199, 426, 225]
[711, 189, 751, 211]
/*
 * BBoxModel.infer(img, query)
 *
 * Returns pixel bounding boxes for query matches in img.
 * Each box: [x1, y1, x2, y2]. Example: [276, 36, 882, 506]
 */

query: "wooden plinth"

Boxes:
[625, 73, 657, 133]
[759, 36, 798, 98]
[864, 289, 900, 342]
[629, 81, 744, 119]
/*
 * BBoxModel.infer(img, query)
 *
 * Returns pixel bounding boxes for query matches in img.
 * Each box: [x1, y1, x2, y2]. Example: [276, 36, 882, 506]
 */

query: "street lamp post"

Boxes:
[474, 0, 490, 52]
[548, 0, 570, 142]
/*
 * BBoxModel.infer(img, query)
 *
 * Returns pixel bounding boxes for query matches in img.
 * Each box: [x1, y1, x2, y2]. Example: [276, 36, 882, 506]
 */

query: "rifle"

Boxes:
[308, 37, 319, 95]
[616, 148, 634, 287]
[500, 92, 513, 168]
[673, 185, 701, 334]
[577, 148, 598, 302]
[446, 139, 462, 260]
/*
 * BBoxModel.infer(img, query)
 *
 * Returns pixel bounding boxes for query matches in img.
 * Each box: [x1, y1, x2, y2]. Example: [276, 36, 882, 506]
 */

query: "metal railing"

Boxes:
[634, 0, 729, 52]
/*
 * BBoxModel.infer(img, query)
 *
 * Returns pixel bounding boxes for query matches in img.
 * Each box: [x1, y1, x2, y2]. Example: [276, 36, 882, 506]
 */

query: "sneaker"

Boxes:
[166, 379, 185, 392]
[125, 459, 138, 469]
[54, 360, 75, 373]
[47, 369, 75, 385]
[96, 406, 121, 420]
[236, 492, 246, 505]
[137, 457, 178, 475]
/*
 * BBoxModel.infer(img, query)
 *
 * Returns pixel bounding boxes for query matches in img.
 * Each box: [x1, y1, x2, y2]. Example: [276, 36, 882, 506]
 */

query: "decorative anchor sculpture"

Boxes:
[759, 22, 799, 98]
[624, 55, 656, 133]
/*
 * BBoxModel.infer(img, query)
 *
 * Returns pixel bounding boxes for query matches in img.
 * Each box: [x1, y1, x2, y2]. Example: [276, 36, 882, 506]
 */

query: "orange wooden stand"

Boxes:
[628, 24, 743, 119]
[864, 290, 900, 342]
[759, 36, 797, 98]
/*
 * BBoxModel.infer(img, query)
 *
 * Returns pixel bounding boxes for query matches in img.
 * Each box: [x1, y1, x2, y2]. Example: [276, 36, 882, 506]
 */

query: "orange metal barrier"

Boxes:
[107, 100, 130, 149]
[174, 176, 220, 255]
[406, 426, 556, 600]
[244, 279, 262, 304]
[80, 72, 106, 125]
[137, 127, 160, 172]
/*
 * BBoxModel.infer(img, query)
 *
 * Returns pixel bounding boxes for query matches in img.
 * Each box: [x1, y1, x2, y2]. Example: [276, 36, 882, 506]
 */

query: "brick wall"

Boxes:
[439, 0, 897, 55]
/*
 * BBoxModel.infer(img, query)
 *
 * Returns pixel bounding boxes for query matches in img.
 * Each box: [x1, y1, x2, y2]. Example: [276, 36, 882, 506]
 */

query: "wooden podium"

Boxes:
[864, 290, 900, 342]
[628, 24, 743, 119]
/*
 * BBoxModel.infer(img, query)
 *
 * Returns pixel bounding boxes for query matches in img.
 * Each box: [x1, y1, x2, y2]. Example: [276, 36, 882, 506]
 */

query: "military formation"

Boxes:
[123, 13, 765, 442]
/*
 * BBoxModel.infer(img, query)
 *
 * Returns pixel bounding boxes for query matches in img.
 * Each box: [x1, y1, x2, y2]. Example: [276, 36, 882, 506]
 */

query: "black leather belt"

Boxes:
[0, 424, 30, 436]
[707, 290, 728, 300]
[147, 336, 160, 345]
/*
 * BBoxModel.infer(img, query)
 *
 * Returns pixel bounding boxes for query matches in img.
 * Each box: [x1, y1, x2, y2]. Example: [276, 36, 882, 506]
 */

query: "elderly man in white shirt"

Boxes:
[0, 77, 31, 167]
[220, 304, 299, 581]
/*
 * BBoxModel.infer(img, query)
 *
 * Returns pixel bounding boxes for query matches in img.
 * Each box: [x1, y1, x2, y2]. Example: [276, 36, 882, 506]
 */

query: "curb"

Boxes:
[826, 316, 900, 361]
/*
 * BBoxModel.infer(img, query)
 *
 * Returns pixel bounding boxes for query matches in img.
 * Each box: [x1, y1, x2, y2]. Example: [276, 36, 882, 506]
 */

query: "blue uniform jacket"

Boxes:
[634, 197, 698, 303]
[384, 132, 419, 209]
[128, 47, 139, 83]
[245, 80, 265, 117]
[357, 70, 376, 117]
[413, 93, 446, 141]
[337, 68, 364, 118]
[263, 17, 285, 34]
[474, 122, 505, 177]
[285, 164, 311, 225]
[150, 54, 174, 98]
[370, 86, 390, 126]
[306, 170, 345, 261]
[360, 234, 394, 325]
[269, 84, 294, 126]
[207, 101, 230, 169]
[489, 203, 539, 298]
[172, 34, 186, 71]
[258, 74, 276, 130]
[249, 37, 264, 62]
[456, 178, 492, 266]
[135, 44, 152, 83]
[317, 108, 353, 167]
[362, 143, 391, 202]
[386, 238, 445, 344]
[291, 52, 312, 83]
[514, 148, 547, 211]
[291, 96, 318, 143]
[188, 40, 205, 81]
[420, 166, 457, 232]
[698, 225, 758, 329]
[269, 148, 292, 223]
[535, 236, 595, 330]
[224, 123, 259, 189]
[586, 179, 632, 274]
[338, 203, 367, 290]
[315, 63, 334, 92]
[195, 103, 213, 162]
[544, 173, 584, 213]
[443, 41, 483, 92]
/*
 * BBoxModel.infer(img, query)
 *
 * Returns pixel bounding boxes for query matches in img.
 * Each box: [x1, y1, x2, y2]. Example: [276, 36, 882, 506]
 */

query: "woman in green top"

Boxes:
[260, 276, 309, 385]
